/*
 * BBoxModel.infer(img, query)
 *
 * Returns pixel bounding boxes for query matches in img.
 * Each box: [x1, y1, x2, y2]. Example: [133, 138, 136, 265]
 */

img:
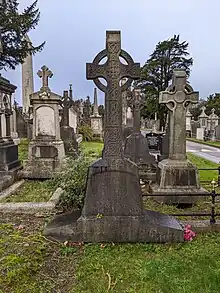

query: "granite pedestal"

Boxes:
[44, 157, 183, 243]
[151, 159, 207, 204]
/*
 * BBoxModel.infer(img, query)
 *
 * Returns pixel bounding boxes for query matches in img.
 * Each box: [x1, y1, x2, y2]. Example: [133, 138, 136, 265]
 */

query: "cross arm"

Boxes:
[86, 63, 106, 80]
[120, 63, 140, 80]
[159, 91, 174, 105]
[185, 91, 199, 105]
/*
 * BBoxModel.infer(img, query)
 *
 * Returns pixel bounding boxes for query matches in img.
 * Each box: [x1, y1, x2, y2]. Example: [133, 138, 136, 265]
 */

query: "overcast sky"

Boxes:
[2, 0, 220, 105]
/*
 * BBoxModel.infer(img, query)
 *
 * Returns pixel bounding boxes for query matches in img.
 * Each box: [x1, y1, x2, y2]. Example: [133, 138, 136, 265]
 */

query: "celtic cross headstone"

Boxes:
[151, 69, 207, 205]
[44, 31, 184, 243]
[86, 31, 140, 158]
[159, 69, 198, 160]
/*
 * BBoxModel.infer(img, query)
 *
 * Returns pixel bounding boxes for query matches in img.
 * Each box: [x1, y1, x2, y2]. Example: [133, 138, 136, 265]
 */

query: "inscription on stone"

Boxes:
[36, 106, 55, 137]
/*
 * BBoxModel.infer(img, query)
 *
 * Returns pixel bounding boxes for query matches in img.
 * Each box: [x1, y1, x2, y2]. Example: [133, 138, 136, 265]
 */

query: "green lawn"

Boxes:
[187, 137, 220, 148]
[1, 219, 220, 293]
[18, 138, 29, 163]
[80, 141, 103, 158]
[0, 180, 55, 203]
[187, 152, 219, 183]
[0, 141, 220, 292]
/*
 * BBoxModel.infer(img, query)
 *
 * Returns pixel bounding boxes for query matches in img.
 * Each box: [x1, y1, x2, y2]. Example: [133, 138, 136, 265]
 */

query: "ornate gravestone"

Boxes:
[208, 109, 219, 141]
[124, 87, 155, 172]
[44, 31, 183, 243]
[151, 69, 207, 204]
[199, 106, 208, 129]
[0, 75, 22, 190]
[90, 88, 103, 140]
[22, 65, 65, 178]
[60, 90, 78, 156]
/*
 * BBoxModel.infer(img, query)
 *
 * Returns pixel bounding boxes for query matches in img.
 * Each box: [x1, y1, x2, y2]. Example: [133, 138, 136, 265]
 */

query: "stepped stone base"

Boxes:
[124, 132, 155, 165]
[150, 159, 208, 204]
[44, 157, 184, 243]
[44, 209, 184, 243]
[22, 139, 65, 179]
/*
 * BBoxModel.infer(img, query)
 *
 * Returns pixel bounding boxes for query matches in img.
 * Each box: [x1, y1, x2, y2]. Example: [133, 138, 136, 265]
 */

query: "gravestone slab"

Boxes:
[215, 125, 220, 140]
[60, 90, 78, 156]
[191, 120, 200, 139]
[124, 88, 155, 166]
[0, 76, 21, 186]
[196, 128, 204, 140]
[151, 69, 207, 204]
[22, 66, 65, 179]
[146, 133, 160, 151]
[44, 31, 183, 243]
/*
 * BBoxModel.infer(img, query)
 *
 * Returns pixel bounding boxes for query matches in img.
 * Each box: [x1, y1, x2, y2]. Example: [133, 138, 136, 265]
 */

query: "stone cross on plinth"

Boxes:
[151, 69, 207, 205]
[37, 65, 53, 90]
[87, 31, 140, 159]
[159, 69, 198, 160]
[44, 31, 184, 244]
[61, 90, 73, 126]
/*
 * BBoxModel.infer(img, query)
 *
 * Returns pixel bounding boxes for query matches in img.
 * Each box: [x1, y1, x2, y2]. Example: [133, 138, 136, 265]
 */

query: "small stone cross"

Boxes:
[159, 69, 199, 160]
[86, 31, 140, 159]
[61, 90, 73, 126]
[129, 88, 144, 133]
[37, 65, 53, 89]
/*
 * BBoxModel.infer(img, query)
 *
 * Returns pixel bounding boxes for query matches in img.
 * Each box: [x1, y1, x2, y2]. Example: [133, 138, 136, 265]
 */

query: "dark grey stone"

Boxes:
[60, 125, 78, 157]
[151, 69, 208, 204]
[44, 31, 184, 243]
[158, 133, 169, 161]
[45, 209, 183, 243]
[125, 132, 155, 166]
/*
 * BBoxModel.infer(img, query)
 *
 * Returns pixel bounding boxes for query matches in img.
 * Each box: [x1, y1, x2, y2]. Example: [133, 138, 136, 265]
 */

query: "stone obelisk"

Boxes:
[22, 34, 34, 115]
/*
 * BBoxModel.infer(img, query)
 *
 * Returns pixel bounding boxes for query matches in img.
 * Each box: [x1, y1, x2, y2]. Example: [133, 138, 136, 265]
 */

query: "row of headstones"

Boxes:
[45, 30, 206, 243]
[186, 106, 220, 140]
[14, 86, 104, 141]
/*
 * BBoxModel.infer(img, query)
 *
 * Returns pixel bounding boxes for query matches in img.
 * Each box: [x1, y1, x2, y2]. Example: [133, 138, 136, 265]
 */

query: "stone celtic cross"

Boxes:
[37, 65, 53, 89]
[159, 69, 199, 160]
[130, 87, 144, 133]
[61, 90, 73, 126]
[86, 31, 140, 158]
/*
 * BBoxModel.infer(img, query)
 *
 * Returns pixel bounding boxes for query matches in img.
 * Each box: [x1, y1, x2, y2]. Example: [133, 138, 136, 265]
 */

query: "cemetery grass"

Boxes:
[1, 214, 220, 293]
[18, 138, 29, 162]
[144, 153, 220, 220]
[0, 180, 55, 203]
[1, 143, 220, 292]
[187, 137, 220, 149]
[0, 214, 220, 293]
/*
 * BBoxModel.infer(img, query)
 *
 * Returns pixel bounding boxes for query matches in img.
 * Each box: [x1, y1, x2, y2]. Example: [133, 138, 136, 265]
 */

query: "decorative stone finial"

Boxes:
[37, 65, 53, 89]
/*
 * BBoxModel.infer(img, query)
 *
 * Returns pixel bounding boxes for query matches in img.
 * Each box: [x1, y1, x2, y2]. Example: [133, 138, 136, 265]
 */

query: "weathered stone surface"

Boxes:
[0, 75, 22, 190]
[0, 179, 25, 200]
[196, 128, 204, 140]
[90, 88, 103, 140]
[23, 65, 65, 179]
[45, 209, 183, 243]
[60, 90, 78, 155]
[45, 31, 184, 243]
[151, 69, 208, 204]
[124, 88, 155, 169]
[22, 34, 34, 115]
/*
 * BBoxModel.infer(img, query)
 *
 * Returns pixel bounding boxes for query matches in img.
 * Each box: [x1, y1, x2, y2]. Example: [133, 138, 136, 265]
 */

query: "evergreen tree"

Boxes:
[0, 0, 45, 70]
[204, 93, 220, 117]
[139, 35, 193, 126]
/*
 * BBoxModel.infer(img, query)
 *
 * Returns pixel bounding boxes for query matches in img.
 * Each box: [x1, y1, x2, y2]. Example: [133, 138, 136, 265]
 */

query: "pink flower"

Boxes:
[184, 224, 196, 241]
